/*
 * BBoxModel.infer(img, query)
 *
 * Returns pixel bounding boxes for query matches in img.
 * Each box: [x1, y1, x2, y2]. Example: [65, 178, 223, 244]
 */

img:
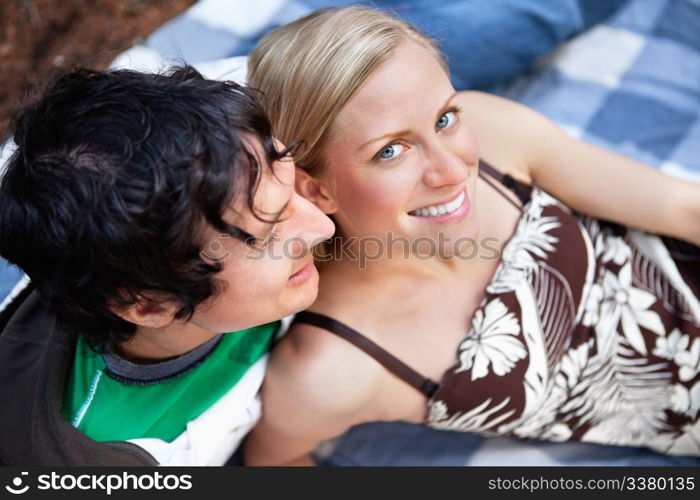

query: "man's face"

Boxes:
[188, 137, 335, 333]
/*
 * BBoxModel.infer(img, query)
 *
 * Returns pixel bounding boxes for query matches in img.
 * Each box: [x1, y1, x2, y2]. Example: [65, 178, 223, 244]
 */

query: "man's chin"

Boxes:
[285, 287, 320, 319]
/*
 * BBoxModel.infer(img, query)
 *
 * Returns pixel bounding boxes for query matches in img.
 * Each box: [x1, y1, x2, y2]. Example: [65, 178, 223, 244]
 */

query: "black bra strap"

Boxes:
[478, 159, 533, 208]
[292, 311, 440, 398]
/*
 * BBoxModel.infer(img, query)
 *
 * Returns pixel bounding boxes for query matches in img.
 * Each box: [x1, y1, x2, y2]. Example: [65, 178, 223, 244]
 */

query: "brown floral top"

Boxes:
[427, 169, 700, 457]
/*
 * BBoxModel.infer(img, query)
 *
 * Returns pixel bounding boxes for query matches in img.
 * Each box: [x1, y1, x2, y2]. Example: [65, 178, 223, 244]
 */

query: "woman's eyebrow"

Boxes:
[436, 91, 459, 119]
[355, 91, 459, 153]
[357, 128, 411, 153]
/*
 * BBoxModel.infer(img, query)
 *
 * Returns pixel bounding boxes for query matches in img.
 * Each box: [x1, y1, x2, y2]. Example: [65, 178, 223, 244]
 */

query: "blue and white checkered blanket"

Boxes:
[2, 0, 699, 466]
[502, 0, 700, 183]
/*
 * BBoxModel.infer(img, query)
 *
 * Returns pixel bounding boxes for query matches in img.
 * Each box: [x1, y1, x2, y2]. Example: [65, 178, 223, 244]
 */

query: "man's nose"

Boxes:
[294, 193, 335, 251]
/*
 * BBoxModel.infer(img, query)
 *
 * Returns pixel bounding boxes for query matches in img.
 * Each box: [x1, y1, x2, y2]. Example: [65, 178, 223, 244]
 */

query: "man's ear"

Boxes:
[109, 293, 180, 329]
[295, 168, 338, 214]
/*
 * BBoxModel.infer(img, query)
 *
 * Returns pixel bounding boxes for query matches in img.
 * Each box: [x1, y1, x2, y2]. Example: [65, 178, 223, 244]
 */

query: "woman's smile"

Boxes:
[407, 187, 470, 224]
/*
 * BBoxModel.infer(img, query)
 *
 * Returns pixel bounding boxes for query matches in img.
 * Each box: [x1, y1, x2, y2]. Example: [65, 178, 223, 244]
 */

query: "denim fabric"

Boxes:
[273, 0, 627, 89]
[359, 0, 628, 90]
[143, 0, 628, 90]
[318, 421, 700, 466]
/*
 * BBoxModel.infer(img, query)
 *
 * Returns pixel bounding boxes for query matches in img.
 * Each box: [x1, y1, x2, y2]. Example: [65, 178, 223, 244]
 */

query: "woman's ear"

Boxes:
[295, 168, 338, 214]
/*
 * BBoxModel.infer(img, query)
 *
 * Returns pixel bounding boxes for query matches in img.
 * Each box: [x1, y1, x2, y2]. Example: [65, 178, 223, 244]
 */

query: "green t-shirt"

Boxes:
[62, 322, 278, 442]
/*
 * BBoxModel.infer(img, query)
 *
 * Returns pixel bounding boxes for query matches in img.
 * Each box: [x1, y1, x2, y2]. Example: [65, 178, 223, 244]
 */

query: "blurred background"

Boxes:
[0, 0, 197, 140]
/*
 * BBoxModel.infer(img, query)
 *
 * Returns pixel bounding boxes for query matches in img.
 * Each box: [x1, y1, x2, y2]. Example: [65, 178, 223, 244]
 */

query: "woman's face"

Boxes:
[320, 39, 480, 259]
[190, 137, 335, 333]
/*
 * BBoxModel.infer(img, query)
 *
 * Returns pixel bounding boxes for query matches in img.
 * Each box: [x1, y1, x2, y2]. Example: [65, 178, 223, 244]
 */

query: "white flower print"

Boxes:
[580, 217, 630, 265]
[428, 397, 516, 433]
[675, 338, 700, 382]
[427, 400, 449, 424]
[582, 402, 673, 448]
[595, 263, 665, 355]
[487, 191, 561, 295]
[581, 282, 603, 328]
[527, 188, 560, 218]
[504, 341, 591, 441]
[653, 328, 689, 360]
[580, 232, 633, 331]
[644, 426, 700, 456]
[580, 217, 606, 260]
[600, 234, 632, 265]
[457, 298, 526, 381]
[593, 234, 606, 260]
[670, 382, 700, 420]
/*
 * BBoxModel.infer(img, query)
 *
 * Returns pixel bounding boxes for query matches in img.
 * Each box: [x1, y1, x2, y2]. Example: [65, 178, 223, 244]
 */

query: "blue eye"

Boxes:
[437, 110, 456, 129]
[378, 143, 403, 160]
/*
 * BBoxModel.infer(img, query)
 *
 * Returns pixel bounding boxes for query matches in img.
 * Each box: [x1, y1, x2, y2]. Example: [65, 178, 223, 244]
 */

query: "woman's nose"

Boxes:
[421, 143, 467, 188]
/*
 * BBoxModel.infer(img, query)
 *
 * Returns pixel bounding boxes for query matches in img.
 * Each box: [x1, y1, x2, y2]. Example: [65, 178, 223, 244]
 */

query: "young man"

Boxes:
[0, 67, 334, 465]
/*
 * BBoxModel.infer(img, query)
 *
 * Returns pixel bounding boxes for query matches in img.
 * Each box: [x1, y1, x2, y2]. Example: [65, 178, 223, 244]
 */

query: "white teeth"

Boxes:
[409, 191, 465, 218]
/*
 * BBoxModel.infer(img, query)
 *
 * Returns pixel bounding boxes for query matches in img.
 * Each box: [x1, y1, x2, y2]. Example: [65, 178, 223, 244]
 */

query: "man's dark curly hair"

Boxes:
[0, 66, 289, 350]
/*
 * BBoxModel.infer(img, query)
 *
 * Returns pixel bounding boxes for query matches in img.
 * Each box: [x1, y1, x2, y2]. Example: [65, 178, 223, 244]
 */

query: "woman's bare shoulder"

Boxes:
[268, 313, 385, 416]
[246, 317, 386, 465]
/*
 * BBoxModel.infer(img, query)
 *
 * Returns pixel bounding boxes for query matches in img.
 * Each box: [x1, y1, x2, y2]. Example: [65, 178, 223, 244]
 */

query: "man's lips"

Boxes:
[288, 258, 314, 283]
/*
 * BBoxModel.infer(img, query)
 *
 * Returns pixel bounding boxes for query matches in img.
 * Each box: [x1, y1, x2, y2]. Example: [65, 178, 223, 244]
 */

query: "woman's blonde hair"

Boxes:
[248, 6, 447, 176]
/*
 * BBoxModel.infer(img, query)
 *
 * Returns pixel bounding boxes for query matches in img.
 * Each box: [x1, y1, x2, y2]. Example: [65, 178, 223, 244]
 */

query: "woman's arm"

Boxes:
[526, 112, 700, 246]
[462, 91, 700, 246]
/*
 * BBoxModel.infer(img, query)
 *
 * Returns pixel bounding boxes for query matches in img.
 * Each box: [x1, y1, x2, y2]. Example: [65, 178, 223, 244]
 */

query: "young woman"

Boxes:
[244, 6, 700, 465]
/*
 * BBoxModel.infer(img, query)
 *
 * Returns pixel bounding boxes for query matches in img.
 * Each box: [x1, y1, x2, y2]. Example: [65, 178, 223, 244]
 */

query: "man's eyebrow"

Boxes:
[356, 128, 411, 153]
[356, 91, 459, 153]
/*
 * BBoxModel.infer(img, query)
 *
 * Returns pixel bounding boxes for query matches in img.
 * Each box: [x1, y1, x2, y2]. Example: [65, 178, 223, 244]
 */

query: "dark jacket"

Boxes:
[0, 283, 157, 465]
